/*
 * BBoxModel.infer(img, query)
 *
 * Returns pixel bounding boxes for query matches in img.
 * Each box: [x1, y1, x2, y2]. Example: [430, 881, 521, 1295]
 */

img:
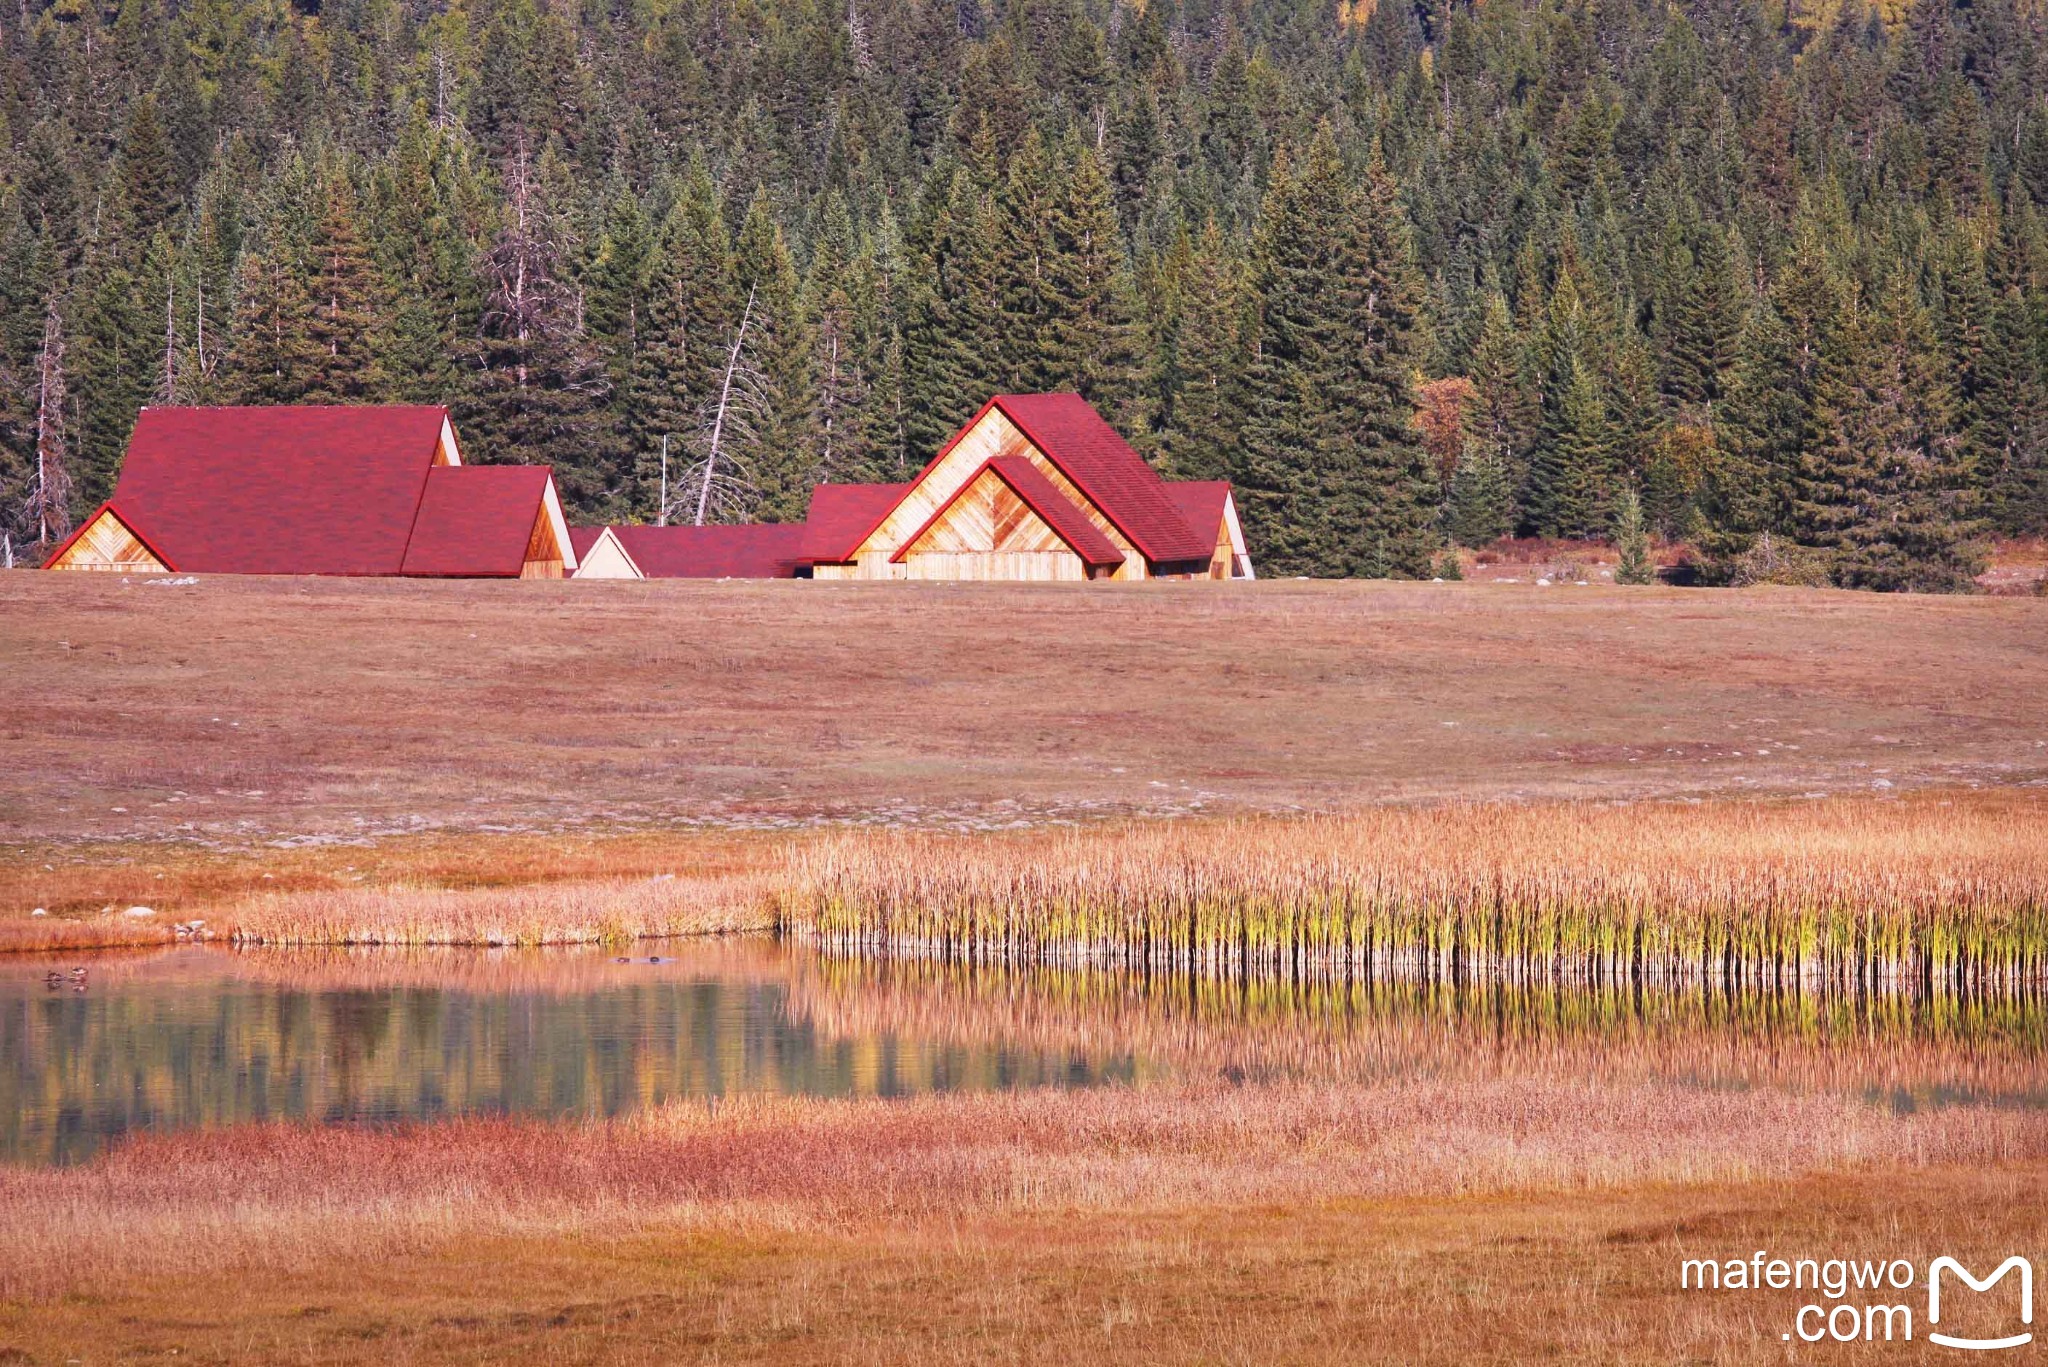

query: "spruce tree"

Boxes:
[629, 159, 733, 519]
[1796, 276, 1981, 592]
[1529, 355, 1618, 540]
[464, 145, 614, 512]
[1159, 219, 1248, 482]
[225, 241, 322, 404]
[731, 191, 818, 523]
[1613, 486, 1655, 583]
[305, 177, 388, 402]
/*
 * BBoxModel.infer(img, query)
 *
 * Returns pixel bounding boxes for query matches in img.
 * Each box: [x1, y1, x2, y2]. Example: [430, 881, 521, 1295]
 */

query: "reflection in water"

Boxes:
[788, 951, 2048, 1113]
[0, 943, 1139, 1167]
[1, 941, 2041, 1167]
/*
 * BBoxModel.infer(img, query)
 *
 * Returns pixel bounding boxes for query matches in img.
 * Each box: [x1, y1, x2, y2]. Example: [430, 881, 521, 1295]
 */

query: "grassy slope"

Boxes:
[3, 572, 2045, 845]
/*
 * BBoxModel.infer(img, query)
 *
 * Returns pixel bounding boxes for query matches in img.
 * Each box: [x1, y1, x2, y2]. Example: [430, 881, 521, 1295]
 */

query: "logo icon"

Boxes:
[1928, 1256, 2033, 1351]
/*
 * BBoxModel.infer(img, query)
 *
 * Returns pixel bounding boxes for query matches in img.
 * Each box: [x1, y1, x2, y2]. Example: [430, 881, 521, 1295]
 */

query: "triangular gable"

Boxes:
[41, 503, 174, 573]
[570, 526, 644, 579]
[893, 459, 1124, 569]
[837, 402, 1147, 576]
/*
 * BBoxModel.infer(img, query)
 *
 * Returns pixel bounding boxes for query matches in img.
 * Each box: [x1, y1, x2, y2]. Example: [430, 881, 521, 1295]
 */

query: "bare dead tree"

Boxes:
[685, 285, 768, 527]
[846, 0, 874, 73]
[24, 294, 73, 548]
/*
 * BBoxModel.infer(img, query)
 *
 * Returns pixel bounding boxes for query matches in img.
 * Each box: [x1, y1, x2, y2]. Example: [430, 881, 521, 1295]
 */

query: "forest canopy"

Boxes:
[2, 0, 2044, 587]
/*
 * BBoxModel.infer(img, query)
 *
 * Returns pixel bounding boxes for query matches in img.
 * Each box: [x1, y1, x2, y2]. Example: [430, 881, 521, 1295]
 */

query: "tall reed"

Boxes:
[780, 795, 2048, 992]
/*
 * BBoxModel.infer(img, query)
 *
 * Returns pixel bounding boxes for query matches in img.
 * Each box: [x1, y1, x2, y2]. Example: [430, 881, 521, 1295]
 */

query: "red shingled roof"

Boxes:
[567, 526, 606, 561]
[108, 406, 453, 575]
[401, 466, 557, 577]
[38, 501, 178, 571]
[891, 457, 1125, 569]
[801, 483, 910, 564]
[920, 396, 1213, 566]
[1165, 480, 1231, 550]
[611, 523, 807, 578]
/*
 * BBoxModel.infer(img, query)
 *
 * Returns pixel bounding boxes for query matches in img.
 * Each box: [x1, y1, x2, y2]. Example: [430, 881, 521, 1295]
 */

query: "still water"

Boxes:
[2, 940, 2041, 1166]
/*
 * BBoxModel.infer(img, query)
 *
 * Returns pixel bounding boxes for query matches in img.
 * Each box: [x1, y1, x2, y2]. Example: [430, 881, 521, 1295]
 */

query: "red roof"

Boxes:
[567, 526, 605, 561]
[400, 466, 555, 577]
[1165, 481, 1231, 549]
[921, 396, 1213, 566]
[610, 523, 807, 578]
[38, 501, 178, 571]
[108, 406, 452, 575]
[892, 457, 1125, 569]
[801, 483, 910, 564]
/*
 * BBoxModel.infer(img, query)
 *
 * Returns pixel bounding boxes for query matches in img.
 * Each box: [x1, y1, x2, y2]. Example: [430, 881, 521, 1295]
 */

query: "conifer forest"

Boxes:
[3, 0, 2046, 586]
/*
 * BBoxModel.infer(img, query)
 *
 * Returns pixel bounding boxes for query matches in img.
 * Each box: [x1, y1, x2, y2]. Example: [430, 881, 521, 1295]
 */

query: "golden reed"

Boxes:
[780, 794, 2048, 992]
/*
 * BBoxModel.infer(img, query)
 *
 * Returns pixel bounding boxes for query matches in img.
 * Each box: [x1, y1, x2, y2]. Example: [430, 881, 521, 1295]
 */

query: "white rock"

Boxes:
[123, 905, 155, 917]
[30, 908, 46, 917]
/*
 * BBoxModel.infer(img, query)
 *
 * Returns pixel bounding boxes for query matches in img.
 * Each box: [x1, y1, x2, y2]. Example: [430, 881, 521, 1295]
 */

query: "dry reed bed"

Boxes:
[782, 794, 2048, 991]
[0, 871, 775, 953]
[790, 954, 2048, 1102]
[3, 1076, 2043, 1302]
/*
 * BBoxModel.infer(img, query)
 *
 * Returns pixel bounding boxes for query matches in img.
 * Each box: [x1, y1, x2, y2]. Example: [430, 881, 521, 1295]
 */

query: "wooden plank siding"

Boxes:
[833, 407, 1147, 581]
[519, 506, 565, 579]
[44, 509, 168, 573]
[896, 468, 1090, 580]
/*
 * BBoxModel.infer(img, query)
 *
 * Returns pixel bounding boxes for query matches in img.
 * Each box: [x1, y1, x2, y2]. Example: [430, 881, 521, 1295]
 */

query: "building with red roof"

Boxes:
[570, 523, 808, 579]
[570, 394, 1253, 583]
[43, 406, 576, 578]
[802, 394, 1253, 582]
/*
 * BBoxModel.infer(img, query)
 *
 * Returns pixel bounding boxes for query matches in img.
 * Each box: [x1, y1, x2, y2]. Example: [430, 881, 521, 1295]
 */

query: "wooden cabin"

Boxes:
[568, 524, 807, 579]
[43, 406, 575, 578]
[801, 394, 1249, 581]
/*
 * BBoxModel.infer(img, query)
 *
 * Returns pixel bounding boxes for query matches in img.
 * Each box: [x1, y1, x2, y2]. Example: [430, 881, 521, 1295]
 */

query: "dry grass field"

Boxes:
[3, 572, 2045, 845]
[1, 1082, 2043, 1363]
[3, 573, 2046, 1362]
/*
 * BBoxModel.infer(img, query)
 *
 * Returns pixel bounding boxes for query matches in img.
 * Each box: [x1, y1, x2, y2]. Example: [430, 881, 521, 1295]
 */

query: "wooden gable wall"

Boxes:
[45, 509, 168, 573]
[897, 466, 1089, 580]
[520, 506, 565, 579]
[823, 406, 1146, 581]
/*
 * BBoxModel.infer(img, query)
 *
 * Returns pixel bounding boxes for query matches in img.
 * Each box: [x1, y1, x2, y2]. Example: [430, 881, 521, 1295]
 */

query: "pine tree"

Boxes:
[1613, 486, 1655, 583]
[1660, 225, 1740, 408]
[21, 294, 73, 546]
[1037, 135, 1149, 435]
[73, 261, 152, 507]
[116, 94, 180, 239]
[629, 159, 733, 519]
[305, 176, 388, 401]
[1447, 436, 1514, 546]
[1238, 129, 1434, 577]
[464, 144, 614, 512]
[1977, 216, 2048, 536]
[731, 191, 817, 522]
[225, 240, 322, 404]
[1159, 219, 1248, 482]
[1527, 270, 1619, 539]
[902, 160, 1003, 458]
[1465, 291, 1536, 522]
[1796, 276, 1981, 592]
[1529, 355, 1618, 540]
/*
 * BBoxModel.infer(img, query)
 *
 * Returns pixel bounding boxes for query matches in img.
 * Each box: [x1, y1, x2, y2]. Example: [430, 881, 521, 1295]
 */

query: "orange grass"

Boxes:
[2, 1076, 2044, 1304]
[0, 1165, 2043, 1364]
[784, 791, 2048, 990]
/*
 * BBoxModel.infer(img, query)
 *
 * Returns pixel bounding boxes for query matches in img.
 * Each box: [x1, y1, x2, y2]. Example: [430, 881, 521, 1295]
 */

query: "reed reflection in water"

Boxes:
[2, 940, 2040, 1168]
[789, 949, 2048, 1113]
[0, 942, 1139, 1166]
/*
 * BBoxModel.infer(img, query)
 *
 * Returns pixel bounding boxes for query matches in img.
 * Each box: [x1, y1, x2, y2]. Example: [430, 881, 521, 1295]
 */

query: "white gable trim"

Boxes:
[539, 476, 577, 572]
[1220, 490, 1255, 580]
[437, 416, 464, 466]
[571, 526, 643, 579]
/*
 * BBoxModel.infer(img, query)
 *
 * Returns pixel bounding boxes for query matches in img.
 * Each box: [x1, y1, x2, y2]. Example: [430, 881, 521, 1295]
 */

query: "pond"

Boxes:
[0, 940, 2041, 1166]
